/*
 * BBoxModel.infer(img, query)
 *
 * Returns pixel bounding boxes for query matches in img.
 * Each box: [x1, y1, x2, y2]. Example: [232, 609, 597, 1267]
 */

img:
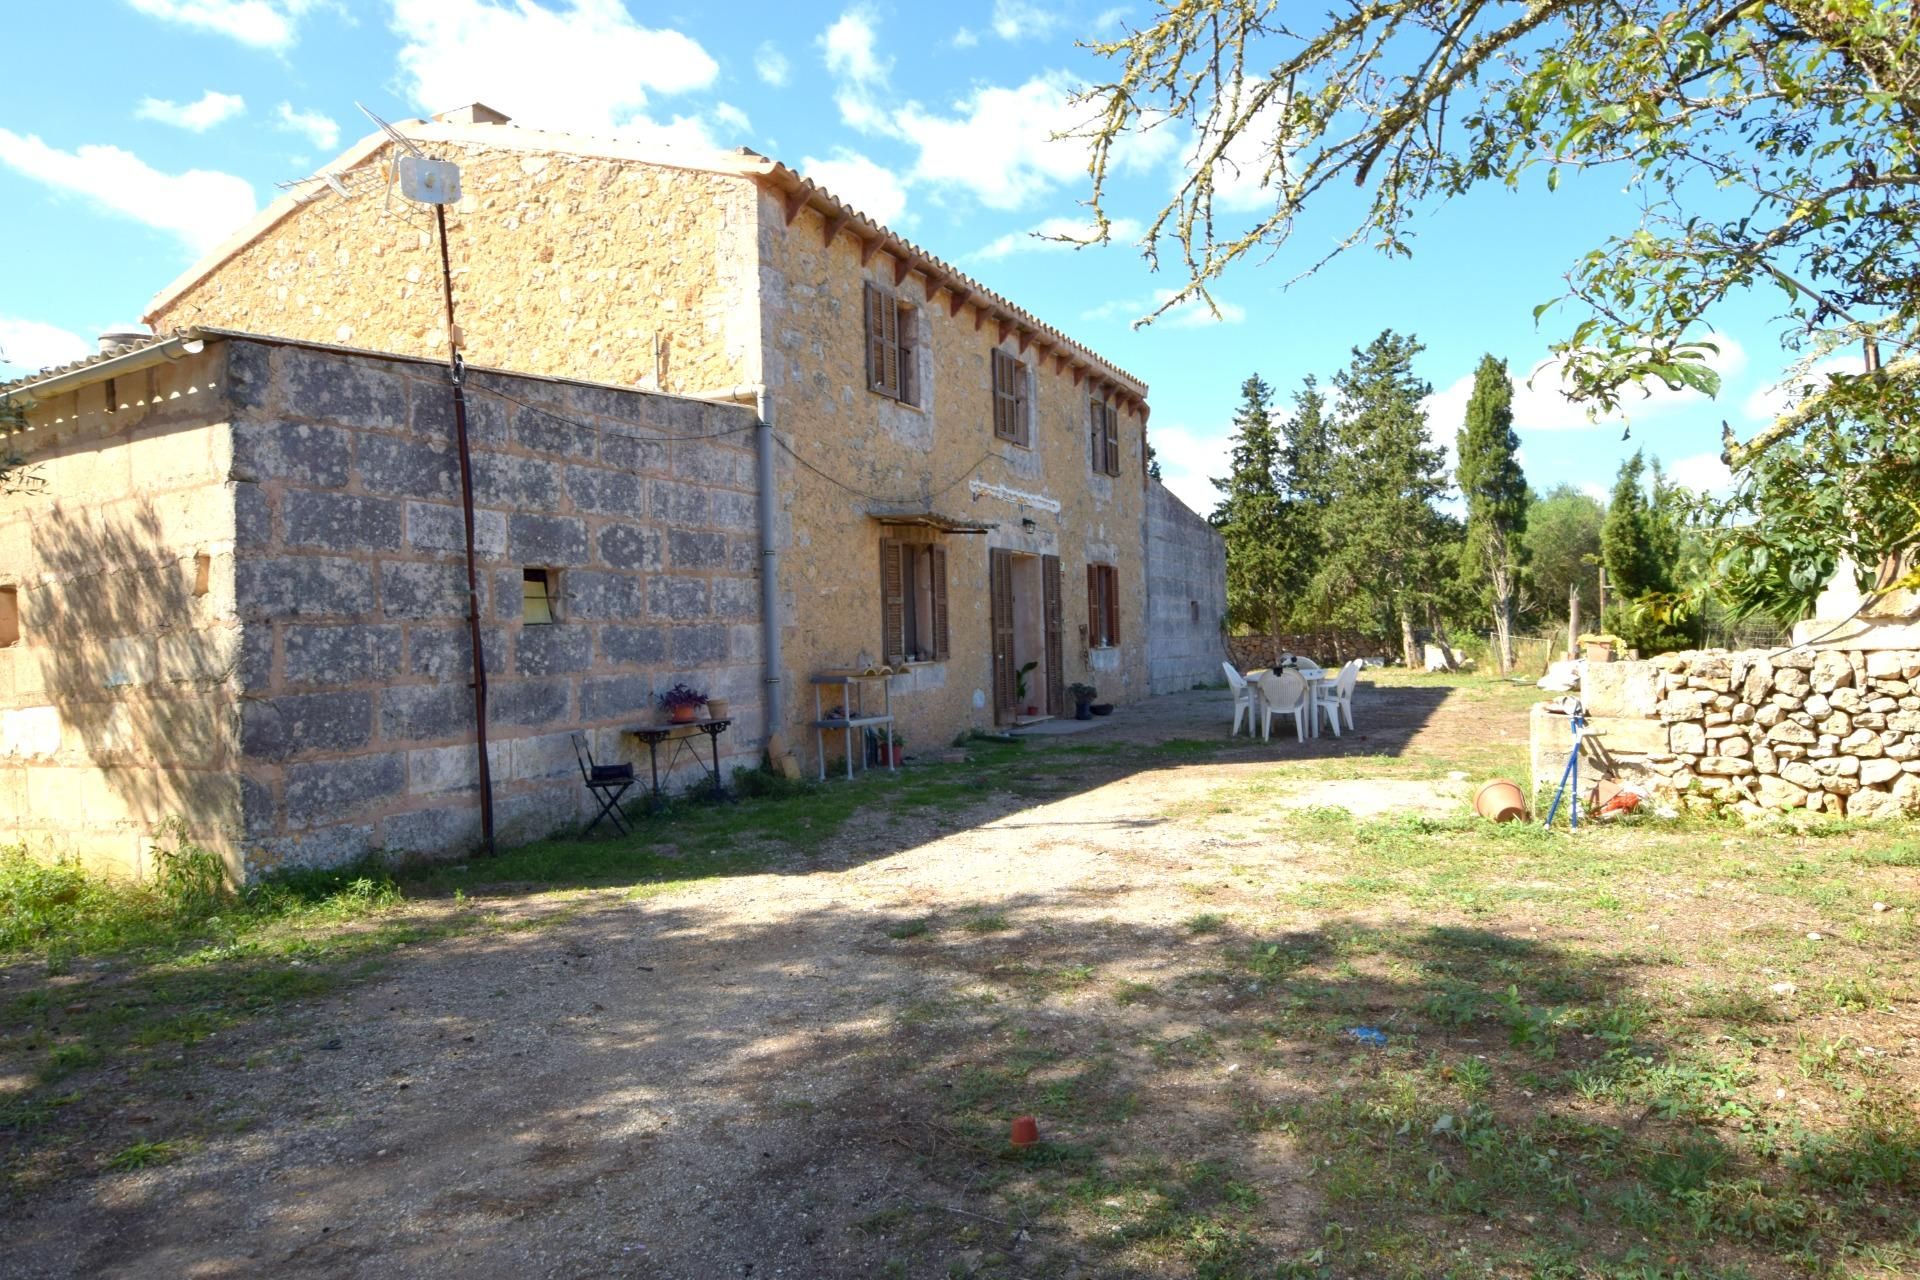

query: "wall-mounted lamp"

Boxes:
[1021, 516, 1037, 531]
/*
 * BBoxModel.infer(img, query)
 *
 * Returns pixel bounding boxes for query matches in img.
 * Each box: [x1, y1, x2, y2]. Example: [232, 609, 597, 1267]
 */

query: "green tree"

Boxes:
[1314, 331, 1451, 666]
[1601, 452, 1665, 601]
[1210, 375, 1296, 642]
[1522, 485, 1606, 637]
[1601, 452, 1698, 652]
[1075, 2, 1920, 601]
[1454, 355, 1529, 671]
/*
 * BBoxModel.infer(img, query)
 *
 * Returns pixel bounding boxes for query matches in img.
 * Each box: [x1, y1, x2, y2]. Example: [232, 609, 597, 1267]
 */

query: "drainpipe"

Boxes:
[754, 389, 783, 734]
[687, 383, 782, 740]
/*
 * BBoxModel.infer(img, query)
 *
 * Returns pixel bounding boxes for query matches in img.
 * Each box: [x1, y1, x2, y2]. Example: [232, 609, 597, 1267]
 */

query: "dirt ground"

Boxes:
[19, 676, 1909, 1279]
[2, 681, 1514, 1279]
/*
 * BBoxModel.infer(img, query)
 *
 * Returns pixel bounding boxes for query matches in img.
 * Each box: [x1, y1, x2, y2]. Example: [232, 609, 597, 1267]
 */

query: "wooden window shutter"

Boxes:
[1086, 563, 1100, 646]
[896, 303, 915, 406]
[1089, 400, 1103, 472]
[1015, 360, 1029, 445]
[880, 538, 906, 663]
[867, 283, 900, 399]
[1103, 403, 1120, 476]
[991, 350, 1015, 441]
[929, 543, 950, 660]
[1105, 566, 1121, 645]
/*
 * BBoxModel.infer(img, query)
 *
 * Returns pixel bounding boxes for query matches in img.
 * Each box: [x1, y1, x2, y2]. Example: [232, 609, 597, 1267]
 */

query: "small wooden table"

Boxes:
[811, 673, 897, 781]
[622, 718, 733, 808]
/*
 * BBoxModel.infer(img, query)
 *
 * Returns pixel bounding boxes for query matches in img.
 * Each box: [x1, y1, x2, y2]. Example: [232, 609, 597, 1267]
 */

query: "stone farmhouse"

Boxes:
[0, 104, 1224, 879]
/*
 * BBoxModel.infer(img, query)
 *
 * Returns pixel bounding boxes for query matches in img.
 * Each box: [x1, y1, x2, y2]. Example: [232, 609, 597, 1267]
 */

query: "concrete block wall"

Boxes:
[1530, 647, 1920, 819]
[223, 338, 763, 875]
[1145, 479, 1227, 695]
[0, 347, 245, 878]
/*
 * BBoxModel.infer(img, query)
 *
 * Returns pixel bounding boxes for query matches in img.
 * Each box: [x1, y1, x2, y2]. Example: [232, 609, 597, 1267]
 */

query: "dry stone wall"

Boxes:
[1571, 647, 1920, 818]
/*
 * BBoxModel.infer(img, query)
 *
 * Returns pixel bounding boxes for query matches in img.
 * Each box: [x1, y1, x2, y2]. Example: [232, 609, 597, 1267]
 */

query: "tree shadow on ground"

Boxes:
[6, 881, 1913, 1279]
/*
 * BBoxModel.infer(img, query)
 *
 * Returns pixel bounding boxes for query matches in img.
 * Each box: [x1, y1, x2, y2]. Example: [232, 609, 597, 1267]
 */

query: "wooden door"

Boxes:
[989, 549, 1016, 723]
[1041, 554, 1064, 716]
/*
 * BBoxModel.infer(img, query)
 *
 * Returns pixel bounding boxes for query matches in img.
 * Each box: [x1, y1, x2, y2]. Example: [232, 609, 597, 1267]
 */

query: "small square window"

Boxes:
[1190, 599, 1201, 624]
[192, 553, 212, 598]
[522, 568, 557, 625]
[0, 585, 18, 648]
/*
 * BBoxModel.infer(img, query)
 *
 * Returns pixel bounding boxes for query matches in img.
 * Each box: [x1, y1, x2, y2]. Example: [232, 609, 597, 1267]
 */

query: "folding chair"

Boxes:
[572, 732, 635, 838]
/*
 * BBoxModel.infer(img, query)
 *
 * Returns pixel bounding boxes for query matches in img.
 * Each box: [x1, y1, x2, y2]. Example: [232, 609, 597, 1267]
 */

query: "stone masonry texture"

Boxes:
[1529, 646, 1920, 820]
[1145, 479, 1229, 695]
[1, 337, 761, 881]
[145, 119, 1164, 767]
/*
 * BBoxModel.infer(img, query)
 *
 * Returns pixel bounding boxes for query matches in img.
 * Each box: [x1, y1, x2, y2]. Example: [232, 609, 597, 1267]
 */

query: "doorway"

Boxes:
[989, 549, 1063, 724]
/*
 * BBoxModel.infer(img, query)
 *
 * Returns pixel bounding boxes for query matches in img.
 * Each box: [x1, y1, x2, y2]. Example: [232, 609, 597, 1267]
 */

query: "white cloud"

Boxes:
[1081, 289, 1245, 329]
[0, 317, 94, 376]
[1193, 82, 1292, 213]
[973, 216, 1143, 260]
[895, 73, 1179, 210]
[275, 102, 339, 150]
[800, 147, 908, 225]
[991, 0, 1062, 41]
[1094, 5, 1129, 28]
[1741, 352, 1865, 423]
[711, 102, 751, 135]
[1147, 421, 1229, 517]
[952, 27, 981, 49]
[389, 0, 717, 138]
[1666, 452, 1734, 495]
[1422, 337, 1748, 437]
[754, 41, 790, 87]
[820, 6, 891, 132]
[0, 129, 256, 255]
[125, 0, 319, 49]
[135, 90, 246, 132]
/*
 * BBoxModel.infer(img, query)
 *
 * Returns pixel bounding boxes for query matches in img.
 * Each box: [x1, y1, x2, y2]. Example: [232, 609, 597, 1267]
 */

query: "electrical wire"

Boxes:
[774, 433, 998, 508]
[466, 381, 763, 444]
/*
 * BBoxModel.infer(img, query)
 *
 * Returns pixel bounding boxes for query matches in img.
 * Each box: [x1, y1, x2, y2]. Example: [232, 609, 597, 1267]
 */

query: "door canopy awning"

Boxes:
[868, 508, 995, 535]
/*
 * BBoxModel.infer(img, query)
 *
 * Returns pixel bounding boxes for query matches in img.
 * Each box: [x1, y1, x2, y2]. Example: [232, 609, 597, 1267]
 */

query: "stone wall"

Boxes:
[226, 339, 763, 874]
[1533, 647, 1920, 819]
[761, 194, 1151, 750]
[1145, 480, 1227, 694]
[148, 134, 760, 397]
[1, 347, 245, 878]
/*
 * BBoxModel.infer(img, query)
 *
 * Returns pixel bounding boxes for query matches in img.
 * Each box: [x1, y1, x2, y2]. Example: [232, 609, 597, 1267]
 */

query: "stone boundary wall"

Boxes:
[226, 339, 764, 874]
[1145, 480, 1228, 694]
[1226, 630, 1383, 673]
[1539, 647, 1920, 819]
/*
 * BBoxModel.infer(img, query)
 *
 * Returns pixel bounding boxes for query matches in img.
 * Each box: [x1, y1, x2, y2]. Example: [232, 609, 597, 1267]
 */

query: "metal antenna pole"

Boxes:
[435, 202, 495, 856]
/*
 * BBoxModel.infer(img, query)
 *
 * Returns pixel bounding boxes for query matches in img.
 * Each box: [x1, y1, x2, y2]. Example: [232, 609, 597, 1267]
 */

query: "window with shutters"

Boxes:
[991, 348, 1030, 446]
[1088, 398, 1121, 476]
[880, 538, 949, 663]
[1086, 563, 1120, 648]
[866, 282, 920, 407]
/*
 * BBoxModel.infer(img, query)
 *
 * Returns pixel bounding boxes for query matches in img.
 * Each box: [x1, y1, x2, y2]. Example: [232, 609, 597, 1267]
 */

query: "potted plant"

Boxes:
[1015, 660, 1040, 716]
[885, 731, 905, 767]
[1578, 632, 1624, 664]
[658, 682, 708, 724]
[1068, 682, 1098, 721]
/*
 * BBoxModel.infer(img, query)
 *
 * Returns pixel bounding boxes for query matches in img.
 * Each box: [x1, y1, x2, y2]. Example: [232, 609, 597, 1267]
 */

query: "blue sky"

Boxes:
[1, 1, 1807, 517]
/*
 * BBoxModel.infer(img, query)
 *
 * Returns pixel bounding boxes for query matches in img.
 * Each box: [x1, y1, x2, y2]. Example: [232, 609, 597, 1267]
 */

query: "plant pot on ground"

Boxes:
[1068, 683, 1098, 721]
[1013, 660, 1039, 717]
[1089, 703, 1114, 716]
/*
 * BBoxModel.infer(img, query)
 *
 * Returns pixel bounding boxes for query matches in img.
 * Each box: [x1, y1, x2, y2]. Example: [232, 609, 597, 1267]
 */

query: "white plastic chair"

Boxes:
[1327, 659, 1360, 733]
[1222, 662, 1257, 736]
[1257, 670, 1309, 742]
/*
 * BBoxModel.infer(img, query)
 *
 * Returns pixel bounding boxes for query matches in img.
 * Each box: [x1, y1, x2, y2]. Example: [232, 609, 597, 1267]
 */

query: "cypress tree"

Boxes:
[1455, 354, 1529, 670]
[1210, 375, 1293, 643]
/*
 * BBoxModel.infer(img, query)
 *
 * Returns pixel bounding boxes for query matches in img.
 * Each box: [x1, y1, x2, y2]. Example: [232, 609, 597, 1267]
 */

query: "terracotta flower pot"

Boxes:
[705, 697, 730, 720]
[1010, 1115, 1039, 1148]
[668, 704, 700, 724]
[1473, 779, 1527, 823]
